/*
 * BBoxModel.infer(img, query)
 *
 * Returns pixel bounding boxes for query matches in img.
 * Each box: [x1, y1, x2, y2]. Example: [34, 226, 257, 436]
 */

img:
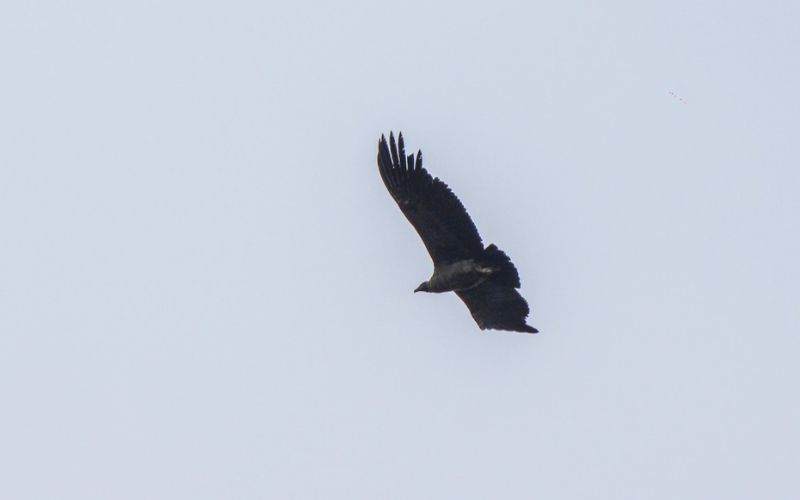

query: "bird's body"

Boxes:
[377, 132, 538, 334]
[415, 259, 495, 293]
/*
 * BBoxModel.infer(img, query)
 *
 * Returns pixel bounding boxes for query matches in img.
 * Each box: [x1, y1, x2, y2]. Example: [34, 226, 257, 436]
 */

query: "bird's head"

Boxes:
[414, 282, 430, 293]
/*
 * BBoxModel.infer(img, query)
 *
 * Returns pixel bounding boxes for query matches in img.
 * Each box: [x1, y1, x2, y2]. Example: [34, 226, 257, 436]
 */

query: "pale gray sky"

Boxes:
[2, 1, 799, 498]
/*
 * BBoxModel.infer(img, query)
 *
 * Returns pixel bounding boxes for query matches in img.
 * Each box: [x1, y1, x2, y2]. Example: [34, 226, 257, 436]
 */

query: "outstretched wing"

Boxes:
[377, 132, 483, 265]
[456, 283, 538, 333]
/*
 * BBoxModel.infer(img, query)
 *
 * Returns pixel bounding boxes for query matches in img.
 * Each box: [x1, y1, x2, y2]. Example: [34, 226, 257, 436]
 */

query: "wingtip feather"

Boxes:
[398, 133, 407, 169]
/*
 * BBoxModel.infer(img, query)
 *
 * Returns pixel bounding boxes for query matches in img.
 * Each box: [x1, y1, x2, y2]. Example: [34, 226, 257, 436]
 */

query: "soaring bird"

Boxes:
[377, 132, 538, 334]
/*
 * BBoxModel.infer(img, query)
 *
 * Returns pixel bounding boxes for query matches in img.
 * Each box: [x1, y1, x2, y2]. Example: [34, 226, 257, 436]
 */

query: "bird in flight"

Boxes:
[377, 132, 538, 333]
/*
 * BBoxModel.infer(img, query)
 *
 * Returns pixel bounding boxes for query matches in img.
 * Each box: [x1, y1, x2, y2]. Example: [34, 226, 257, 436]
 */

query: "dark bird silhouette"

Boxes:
[377, 132, 538, 334]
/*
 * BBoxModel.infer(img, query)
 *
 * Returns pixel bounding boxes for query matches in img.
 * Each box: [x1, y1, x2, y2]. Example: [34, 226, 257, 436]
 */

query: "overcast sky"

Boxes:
[2, 1, 799, 498]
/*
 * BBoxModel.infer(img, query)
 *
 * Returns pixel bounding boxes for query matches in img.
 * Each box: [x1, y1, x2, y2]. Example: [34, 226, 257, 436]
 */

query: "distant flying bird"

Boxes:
[377, 132, 538, 334]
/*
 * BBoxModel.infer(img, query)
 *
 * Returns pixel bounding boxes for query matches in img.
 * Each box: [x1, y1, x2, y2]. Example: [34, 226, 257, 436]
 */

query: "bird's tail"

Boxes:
[482, 244, 522, 288]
